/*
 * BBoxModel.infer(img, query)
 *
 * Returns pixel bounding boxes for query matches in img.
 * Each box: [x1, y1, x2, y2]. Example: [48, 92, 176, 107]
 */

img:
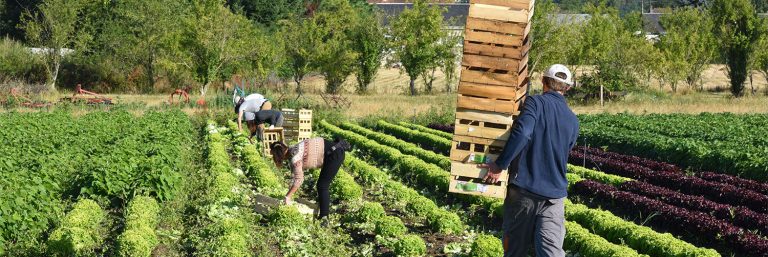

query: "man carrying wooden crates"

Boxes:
[480, 64, 579, 257]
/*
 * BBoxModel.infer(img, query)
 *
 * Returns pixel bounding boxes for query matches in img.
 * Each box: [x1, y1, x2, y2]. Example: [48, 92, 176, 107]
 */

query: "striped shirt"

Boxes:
[288, 138, 325, 188]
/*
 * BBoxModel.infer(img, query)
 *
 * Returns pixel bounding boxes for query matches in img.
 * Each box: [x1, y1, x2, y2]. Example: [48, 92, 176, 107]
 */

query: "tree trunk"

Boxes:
[294, 75, 303, 98]
[409, 77, 416, 96]
[49, 60, 60, 92]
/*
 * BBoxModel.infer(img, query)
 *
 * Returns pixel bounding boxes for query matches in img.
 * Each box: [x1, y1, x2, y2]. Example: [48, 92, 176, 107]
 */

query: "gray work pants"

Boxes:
[502, 185, 565, 257]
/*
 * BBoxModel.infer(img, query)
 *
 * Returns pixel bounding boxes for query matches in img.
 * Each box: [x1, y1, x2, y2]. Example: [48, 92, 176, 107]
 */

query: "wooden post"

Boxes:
[600, 84, 604, 107]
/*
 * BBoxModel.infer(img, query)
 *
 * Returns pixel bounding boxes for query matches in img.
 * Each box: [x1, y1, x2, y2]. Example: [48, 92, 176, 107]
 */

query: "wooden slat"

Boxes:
[456, 108, 516, 124]
[463, 37, 531, 59]
[466, 17, 528, 35]
[468, 3, 533, 24]
[449, 178, 507, 198]
[454, 135, 508, 147]
[454, 122, 512, 141]
[454, 119, 512, 140]
[460, 69, 519, 87]
[457, 94, 522, 114]
[470, 0, 534, 10]
[460, 67, 529, 87]
[462, 54, 523, 72]
[451, 162, 509, 182]
[465, 30, 525, 46]
[450, 148, 502, 162]
[458, 82, 519, 100]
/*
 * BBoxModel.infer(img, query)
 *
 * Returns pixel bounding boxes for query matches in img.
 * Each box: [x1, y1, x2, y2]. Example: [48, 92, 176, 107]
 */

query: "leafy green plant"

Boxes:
[117, 196, 160, 257]
[469, 234, 503, 257]
[374, 216, 407, 238]
[391, 234, 427, 257]
[47, 199, 106, 257]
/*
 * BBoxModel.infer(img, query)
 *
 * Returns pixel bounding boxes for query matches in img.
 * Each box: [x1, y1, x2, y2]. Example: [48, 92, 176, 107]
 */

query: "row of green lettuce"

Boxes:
[327, 120, 719, 257]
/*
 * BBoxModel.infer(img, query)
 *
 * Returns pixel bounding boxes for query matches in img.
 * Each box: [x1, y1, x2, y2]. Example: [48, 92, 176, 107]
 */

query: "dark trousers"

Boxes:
[502, 185, 565, 257]
[317, 140, 345, 219]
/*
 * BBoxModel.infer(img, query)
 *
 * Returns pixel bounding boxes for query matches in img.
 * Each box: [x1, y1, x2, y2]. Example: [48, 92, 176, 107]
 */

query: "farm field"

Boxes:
[2, 109, 768, 257]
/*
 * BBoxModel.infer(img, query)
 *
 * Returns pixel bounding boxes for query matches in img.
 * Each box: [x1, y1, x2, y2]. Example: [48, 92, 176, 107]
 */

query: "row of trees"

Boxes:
[1, 0, 766, 97]
[532, 0, 767, 97]
[1, 0, 458, 96]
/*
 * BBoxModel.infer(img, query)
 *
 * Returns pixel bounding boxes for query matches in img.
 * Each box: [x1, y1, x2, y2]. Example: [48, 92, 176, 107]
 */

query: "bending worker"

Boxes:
[270, 137, 351, 220]
[480, 64, 580, 257]
[233, 92, 284, 141]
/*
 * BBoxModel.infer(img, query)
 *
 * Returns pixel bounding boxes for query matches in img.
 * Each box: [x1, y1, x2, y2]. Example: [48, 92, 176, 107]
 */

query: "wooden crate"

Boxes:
[450, 135, 507, 163]
[449, 163, 508, 199]
[468, 0, 536, 24]
[472, 0, 535, 10]
[454, 108, 515, 141]
[456, 78, 528, 114]
[460, 68, 528, 88]
[262, 128, 285, 157]
[281, 108, 312, 142]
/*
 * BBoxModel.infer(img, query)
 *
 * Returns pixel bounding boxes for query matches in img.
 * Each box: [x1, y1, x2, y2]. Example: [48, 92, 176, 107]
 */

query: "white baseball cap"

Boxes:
[543, 64, 574, 86]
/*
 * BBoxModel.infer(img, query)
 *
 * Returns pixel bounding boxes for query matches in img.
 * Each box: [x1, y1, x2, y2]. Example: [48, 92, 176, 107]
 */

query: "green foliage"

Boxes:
[389, 0, 449, 95]
[392, 234, 427, 257]
[755, 25, 768, 85]
[21, 0, 91, 91]
[570, 3, 661, 94]
[710, 0, 763, 97]
[564, 221, 649, 257]
[657, 7, 716, 91]
[530, 0, 578, 74]
[340, 122, 450, 169]
[0, 38, 46, 83]
[227, 0, 305, 26]
[350, 7, 386, 93]
[268, 205, 306, 228]
[374, 216, 407, 238]
[344, 156, 465, 234]
[311, 0, 360, 94]
[47, 199, 106, 257]
[0, 110, 190, 254]
[351, 202, 386, 223]
[426, 210, 464, 235]
[320, 120, 502, 219]
[117, 226, 158, 257]
[579, 113, 768, 181]
[182, 0, 260, 96]
[565, 200, 720, 257]
[375, 120, 451, 154]
[194, 122, 257, 257]
[280, 14, 318, 95]
[225, 121, 287, 198]
[469, 234, 503, 257]
[397, 122, 453, 140]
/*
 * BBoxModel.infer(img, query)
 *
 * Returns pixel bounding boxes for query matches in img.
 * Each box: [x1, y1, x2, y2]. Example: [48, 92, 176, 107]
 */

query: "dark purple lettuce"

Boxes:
[569, 150, 768, 214]
[572, 180, 768, 257]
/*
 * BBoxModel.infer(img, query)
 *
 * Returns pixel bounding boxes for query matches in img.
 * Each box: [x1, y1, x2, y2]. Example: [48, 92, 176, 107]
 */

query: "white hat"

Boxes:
[233, 90, 241, 106]
[543, 64, 574, 86]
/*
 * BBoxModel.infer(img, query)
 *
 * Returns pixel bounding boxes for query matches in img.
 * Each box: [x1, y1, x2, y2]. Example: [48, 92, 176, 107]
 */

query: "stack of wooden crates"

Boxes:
[448, 0, 534, 199]
[281, 109, 313, 142]
[260, 109, 312, 157]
